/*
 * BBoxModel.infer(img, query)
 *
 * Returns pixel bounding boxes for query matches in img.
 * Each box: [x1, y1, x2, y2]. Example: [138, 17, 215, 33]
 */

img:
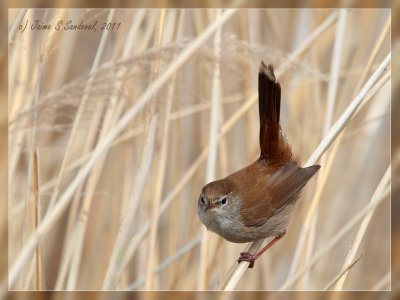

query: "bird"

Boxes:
[197, 62, 321, 268]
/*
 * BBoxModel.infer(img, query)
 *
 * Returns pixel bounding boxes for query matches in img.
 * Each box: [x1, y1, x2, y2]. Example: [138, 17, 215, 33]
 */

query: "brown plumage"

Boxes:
[198, 62, 320, 268]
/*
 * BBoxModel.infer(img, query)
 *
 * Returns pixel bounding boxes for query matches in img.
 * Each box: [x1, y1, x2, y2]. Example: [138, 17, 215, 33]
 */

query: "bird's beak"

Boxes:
[205, 203, 215, 212]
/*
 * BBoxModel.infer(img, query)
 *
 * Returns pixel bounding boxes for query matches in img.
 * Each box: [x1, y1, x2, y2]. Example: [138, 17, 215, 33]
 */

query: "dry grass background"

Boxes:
[6, 7, 392, 293]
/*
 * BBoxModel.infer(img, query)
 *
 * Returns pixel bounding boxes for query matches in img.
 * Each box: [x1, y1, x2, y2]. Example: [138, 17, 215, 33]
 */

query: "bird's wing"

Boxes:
[240, 162, 320, 227]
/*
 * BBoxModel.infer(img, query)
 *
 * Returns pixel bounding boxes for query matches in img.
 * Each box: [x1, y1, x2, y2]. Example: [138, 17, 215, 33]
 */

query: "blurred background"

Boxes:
[1, 1, 399, 300]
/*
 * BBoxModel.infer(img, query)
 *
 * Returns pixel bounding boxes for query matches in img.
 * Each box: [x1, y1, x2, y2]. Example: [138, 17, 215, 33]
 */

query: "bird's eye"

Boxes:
[199, 195, 205, 204]
[221, 197, 227, 205]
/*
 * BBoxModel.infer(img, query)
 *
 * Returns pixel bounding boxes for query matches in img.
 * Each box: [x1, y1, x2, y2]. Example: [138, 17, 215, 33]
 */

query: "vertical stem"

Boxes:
[323, 9, 347, 134]
[334, 167, 390, 290]
[305, 53, 390, 167]
[352, 15, 390, 97]
[197, 9, 222, 290]
[44, 9, 114, 216]
[32, 147, 41, 290]
[144, 9, 167, 290]
[300, 9, 347, 289]
[20, 10, 46, 288]
[65, 9, 116, 290]
[8, 9, 27, 44]
[287, 13, 390, 283]
[279, 180, 390, 290]
[167, 11, 185, 287]
[102, 116, 158, 290]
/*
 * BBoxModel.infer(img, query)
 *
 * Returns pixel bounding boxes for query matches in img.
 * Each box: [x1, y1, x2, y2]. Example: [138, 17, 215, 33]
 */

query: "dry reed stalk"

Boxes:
[287, 15, 391, 280]
[34, 124, 146, 200]
[19, 10, 47, 287]
[95, 9, 157, 290]
[19, 145, 33, 290]
[293, 44, 323, 288]
[214, 9, 255, 278]
[112, 126, 146, 146]
[264, 10, 284, 49]
[216, 11, 339, 145]
[9, 10, 36, 188]
[323, 9, 347, 133]
[8, 9, 31, 127]
[288, 68, 390, 285]
[13, 93, 244, 219]
[145, 9, 168, 290]
[240, 11, 257, 163]
[62, 10, 132, 255]
[170, 103, 211, 120]
[22, 259, 35, 291]
[54, 224, 77, 289]
[323, 254, 363, 290]
[15, 13, 148, 214]
[142, 10, 183, 290]
[8, 20, 27, 255]
[278, 181, 390, 290]
[212, 97, 231, 279]
[279, 11, 338, 76]
[299, 10, 347, 289]
[217, 108, 229, 180]
[350, 41, 391, 116]
[169, 93, 244, 121]
[296, 69, 390, 287]
[44, 9, 114, 217]
[333, 166, 391, 290]
[7, 126, 144, 223]
[219, 240, 264, 290]
[117, 150, 208, 284]
[46, 10, 77, 92]
[126, 237, 201, 290]
[8, 9, 27, 44]
[32, 148, 41, 290]
[344, 112, 390, 139]
[65, 79, 115, 287]
[61, 10, 117, 290]
[305, 53, 390, 167]
[8, 9, 238, 289]
[198, 9, 223, 290]
[134, 12, 158, 55]
[11, 96, 246, 219]
[287, 130, 344, 281]
[164, 9, 184, 288]
[352, 15, 391, 97]
[301, 205, 317, 289]
[107, 10, 235, 289]
[102, 115, 158, 289]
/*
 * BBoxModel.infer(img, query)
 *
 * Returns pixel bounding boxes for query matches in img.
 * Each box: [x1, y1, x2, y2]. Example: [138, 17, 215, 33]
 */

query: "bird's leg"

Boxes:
[238, 231, 286, 268]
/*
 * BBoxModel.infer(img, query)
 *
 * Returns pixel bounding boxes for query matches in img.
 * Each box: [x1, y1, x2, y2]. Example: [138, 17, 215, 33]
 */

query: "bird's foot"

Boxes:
[237, 234, 286, 269]
[237, 252, 259, 269]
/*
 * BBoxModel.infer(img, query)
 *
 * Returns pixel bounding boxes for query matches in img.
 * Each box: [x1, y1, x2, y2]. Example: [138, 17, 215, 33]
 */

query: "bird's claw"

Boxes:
[237, 252, 258, 268]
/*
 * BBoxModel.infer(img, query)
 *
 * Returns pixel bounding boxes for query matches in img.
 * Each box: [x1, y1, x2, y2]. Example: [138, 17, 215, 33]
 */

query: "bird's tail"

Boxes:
[258, 62, 282, 159]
